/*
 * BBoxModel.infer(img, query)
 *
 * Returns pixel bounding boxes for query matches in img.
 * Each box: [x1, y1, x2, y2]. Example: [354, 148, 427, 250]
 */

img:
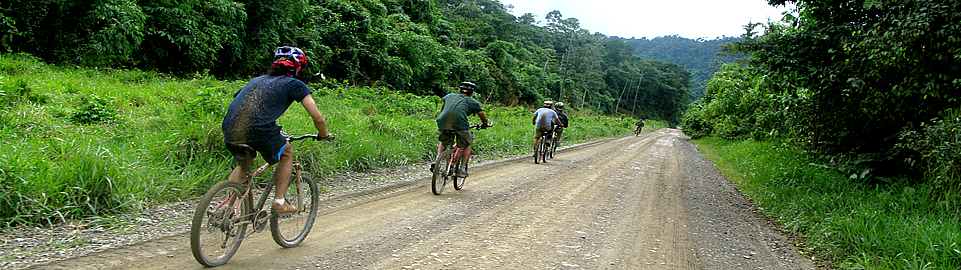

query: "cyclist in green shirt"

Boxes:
[435, 82, 490, 177]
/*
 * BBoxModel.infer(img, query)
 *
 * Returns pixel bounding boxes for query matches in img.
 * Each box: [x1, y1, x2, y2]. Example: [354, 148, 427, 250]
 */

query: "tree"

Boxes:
[716, 0, 961, 179]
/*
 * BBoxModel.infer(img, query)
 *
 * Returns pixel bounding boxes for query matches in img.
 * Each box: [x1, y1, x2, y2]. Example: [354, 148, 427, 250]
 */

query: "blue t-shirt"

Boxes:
[222, 75, 313, 143]
[436, 93, 483, 131]
[533, 108, 558, 128]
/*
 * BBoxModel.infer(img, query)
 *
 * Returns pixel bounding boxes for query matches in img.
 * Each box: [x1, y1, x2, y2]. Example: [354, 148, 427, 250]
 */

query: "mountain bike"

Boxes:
[635, 125, 643, 136]
[432, 123, 491, 195]
[190, 134, 333, 267]
[534, 127, 552, 164]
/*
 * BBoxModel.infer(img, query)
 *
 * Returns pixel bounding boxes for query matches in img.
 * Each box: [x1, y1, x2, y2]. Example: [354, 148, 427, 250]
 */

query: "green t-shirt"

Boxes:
[436, 93, 483, 131]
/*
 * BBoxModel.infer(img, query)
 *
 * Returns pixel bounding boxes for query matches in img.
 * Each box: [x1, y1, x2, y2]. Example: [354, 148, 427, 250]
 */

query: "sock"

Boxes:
[460, 165, 467, 171]
[275, 198, 285, 205]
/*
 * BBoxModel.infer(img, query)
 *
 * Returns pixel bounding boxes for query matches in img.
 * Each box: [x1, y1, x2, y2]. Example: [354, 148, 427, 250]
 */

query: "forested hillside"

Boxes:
[625, 35, 741, 99]
[0, 0, 691, 123]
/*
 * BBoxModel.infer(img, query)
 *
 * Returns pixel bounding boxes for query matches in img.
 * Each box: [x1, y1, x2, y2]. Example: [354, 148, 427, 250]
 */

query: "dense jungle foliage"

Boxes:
[683, 0, 961, 207]
[0, 0, 693, 124]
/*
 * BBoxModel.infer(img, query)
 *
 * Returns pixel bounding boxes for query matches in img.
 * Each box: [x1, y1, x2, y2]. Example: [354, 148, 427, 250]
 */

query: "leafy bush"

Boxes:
[70, 96, 118, 124]
[898, 107, 961, 209]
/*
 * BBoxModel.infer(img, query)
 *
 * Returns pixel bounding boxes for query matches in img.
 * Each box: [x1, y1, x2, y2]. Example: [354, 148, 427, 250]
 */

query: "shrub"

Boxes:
[70, 96, 118, 124]
[898, 107, 961, 210]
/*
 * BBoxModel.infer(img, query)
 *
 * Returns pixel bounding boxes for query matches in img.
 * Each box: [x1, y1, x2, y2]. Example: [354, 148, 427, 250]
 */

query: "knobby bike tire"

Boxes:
[269, 172, 320, 247]
[452, 149, 465, 190]
[191, 181, 251, 267]
[534, 138, 542, 164]
[432, 149, 452, 195]
[549, 136, 558, 158]
[540, 137, 549, 163]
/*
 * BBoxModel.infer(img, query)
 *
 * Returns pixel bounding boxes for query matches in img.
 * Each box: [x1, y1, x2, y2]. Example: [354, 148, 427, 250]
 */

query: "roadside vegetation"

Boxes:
[694, 138, 960, 269]
[682, 0, 960, 269]
[0, 53, 654, 229]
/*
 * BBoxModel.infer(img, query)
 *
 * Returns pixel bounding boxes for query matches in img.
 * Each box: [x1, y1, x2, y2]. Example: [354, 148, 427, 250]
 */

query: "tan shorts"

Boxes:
[438, 129, 474, 147]
[534, 126, 553, 139]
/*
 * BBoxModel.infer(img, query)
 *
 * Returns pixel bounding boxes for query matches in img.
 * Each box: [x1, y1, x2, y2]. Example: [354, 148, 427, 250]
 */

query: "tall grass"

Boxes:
[0, 53, 637, 228]
[694, 137, 961, 269]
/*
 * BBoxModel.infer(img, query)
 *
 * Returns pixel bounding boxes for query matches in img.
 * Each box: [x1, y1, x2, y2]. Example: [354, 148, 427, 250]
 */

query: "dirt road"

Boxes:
[29, 129, 819, 269]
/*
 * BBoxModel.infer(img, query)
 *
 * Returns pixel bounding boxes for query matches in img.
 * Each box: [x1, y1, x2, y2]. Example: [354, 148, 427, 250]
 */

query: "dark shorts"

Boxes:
[225, 133, 287, 165]
[555, 126, 564, 136]
[438, 129, 473, 147]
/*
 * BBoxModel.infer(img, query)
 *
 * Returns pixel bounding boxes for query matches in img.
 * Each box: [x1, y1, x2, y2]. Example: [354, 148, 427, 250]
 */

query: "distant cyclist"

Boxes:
[435, 82, 490, 178]
[532, 100, 561, 151]
[553, 102, 569, 142]
[635, 118, 645, 134]
[222, 46, 333, 213]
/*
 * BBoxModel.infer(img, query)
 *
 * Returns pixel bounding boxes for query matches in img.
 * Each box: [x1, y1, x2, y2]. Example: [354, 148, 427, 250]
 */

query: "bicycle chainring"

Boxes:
[253, 210, 270, 232]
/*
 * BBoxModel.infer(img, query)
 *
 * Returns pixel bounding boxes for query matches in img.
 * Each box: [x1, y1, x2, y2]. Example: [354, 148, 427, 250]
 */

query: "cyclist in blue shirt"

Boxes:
[222, 46, 332, 213]
[532, 100, 561, 151]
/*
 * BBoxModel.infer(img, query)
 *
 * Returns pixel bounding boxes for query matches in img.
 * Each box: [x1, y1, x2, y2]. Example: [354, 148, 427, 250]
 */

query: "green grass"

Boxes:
[693, 137, 961, 269]
[0, 53, 642, 229]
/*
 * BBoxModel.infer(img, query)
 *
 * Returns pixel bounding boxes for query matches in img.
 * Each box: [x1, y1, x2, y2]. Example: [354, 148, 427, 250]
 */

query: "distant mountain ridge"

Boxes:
[624, 35, 742, 99]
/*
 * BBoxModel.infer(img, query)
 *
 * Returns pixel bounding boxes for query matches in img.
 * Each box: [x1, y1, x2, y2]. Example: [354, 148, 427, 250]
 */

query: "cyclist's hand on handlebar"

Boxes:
[316, 133, 335, 141]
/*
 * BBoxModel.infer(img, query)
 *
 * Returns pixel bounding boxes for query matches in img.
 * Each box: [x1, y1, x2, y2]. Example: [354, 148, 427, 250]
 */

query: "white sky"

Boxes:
[497, 0, 795, 39]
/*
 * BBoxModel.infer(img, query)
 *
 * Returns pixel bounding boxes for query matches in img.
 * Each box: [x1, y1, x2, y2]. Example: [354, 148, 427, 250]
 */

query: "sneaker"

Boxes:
[430, 163, 436, 173]
[272, 200, 299, 213]
[456, 167, 468, 178]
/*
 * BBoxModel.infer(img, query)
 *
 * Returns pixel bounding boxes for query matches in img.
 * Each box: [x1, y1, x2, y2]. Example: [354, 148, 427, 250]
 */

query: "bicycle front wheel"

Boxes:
[191, 181, 250, 267]
[270, 172, 320, 247]
[432, 150, 452, 195]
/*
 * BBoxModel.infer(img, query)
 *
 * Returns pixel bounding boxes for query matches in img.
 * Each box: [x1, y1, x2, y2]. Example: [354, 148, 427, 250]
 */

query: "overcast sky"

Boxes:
[496, 0, 794, 39]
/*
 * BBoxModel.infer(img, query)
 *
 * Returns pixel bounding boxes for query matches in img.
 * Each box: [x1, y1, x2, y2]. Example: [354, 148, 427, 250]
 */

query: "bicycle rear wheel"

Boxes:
[549, 136, 558, 158]
[452, 152, 465, 190]
[269, 171, 320, 247]
[534, 137, 543, 164]
[432, 149, 452, 195]
[539, 138, 549, 163]
[191, 181, 250, 267]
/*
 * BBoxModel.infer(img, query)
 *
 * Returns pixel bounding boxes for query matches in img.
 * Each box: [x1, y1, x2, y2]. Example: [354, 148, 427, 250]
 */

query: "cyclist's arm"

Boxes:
[477, 111, 490, 128]
[551, 114, 562, 126]
[300, 94, 330, 137]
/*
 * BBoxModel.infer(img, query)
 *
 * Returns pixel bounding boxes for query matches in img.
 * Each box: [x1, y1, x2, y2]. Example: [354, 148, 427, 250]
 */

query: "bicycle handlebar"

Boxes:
[470, 122, 494, 130]
[288, 133, 336, 141]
